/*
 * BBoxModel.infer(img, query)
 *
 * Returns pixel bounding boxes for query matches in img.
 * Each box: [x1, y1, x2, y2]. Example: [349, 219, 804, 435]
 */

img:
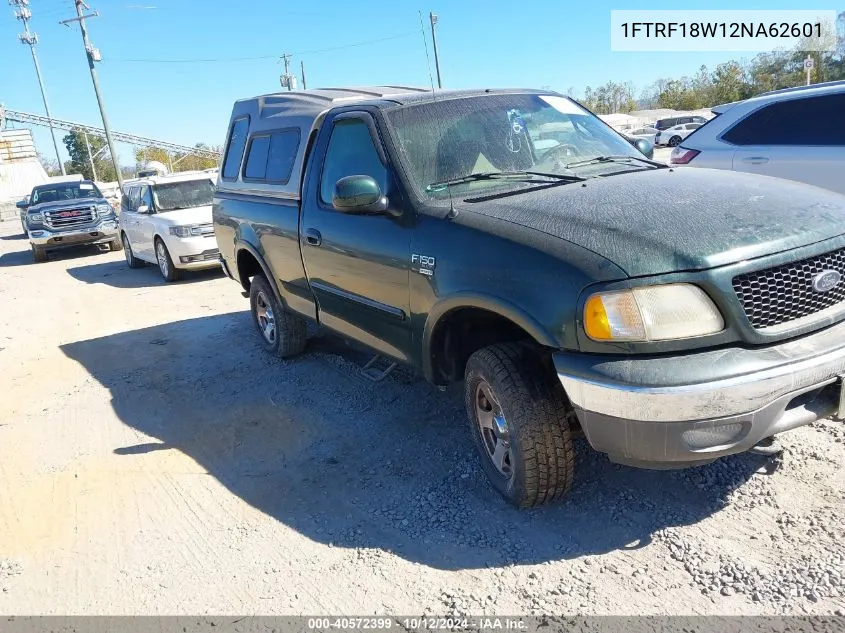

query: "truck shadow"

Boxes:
[61, 313, 767, 571]
[67, 260, 225, 288]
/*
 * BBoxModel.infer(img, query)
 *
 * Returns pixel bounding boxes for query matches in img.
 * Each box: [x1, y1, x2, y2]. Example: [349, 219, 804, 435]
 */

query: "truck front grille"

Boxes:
[733, 247, 845, 329]
[44, 206, 95, 230]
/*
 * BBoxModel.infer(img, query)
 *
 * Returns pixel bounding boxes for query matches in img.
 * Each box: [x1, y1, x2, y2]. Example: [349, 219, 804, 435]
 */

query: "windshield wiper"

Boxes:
[563, 155, 663, 169]
[426, 170, 585, 191]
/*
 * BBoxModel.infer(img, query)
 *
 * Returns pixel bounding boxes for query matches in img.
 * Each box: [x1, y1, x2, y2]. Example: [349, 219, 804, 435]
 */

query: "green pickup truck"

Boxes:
[213, 87, 845, 507]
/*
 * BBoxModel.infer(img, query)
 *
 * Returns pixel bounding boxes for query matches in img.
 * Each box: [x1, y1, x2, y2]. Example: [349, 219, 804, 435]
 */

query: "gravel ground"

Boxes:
[0, 219, 843, 616]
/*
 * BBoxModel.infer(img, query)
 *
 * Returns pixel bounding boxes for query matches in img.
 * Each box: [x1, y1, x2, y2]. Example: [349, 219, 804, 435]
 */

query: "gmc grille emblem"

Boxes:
[811, 270, 842, 293]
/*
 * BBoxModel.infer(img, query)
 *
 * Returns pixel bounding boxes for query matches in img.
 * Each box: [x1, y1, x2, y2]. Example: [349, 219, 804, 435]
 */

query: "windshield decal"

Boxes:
[79, 183, 94, 190]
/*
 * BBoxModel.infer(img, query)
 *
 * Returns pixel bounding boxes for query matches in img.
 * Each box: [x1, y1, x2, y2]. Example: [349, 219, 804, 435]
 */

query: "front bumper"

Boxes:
[163, 235, 220, 270]
[556, 318, 845, 468]
[28, 220, 118, 247]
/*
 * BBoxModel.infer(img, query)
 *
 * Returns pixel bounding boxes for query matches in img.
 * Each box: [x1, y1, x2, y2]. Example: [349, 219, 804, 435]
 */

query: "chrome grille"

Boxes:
[733, 247, 845, 329]
[44, 206, 95, 230]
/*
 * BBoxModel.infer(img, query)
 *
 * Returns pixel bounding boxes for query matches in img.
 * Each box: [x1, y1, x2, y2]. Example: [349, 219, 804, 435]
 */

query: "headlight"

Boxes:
[169, 226, 192, 238]
[27, 212, 44, 225]
[583, 284, 724, 342]
[96, 203, 113, 216]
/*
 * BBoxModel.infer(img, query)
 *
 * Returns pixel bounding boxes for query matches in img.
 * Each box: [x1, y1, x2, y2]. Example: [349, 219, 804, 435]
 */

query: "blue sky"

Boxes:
[1, 0, 841, 168]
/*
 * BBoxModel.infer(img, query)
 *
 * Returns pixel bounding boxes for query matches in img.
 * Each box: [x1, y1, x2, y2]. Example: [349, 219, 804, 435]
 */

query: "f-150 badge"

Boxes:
[412, 254, 435, 277]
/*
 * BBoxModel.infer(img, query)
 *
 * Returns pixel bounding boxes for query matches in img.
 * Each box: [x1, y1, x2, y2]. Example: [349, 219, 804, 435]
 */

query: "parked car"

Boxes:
[18, 173, 84, 235]
[214, 86, 845, 507]
[627, 126, 659, 144]
[119, 171, 219, 281]
[655, 122, 703, 147]
[669, 80, 845, 195]
[654, 115, 709, 130]
[17, 179, 120, 262]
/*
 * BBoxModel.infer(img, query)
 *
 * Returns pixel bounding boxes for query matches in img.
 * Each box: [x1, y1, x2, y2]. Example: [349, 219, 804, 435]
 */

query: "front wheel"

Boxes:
[31, 244, 47, 263]
[465, 343, 575, 508]
[249, 274, 307, 358]
[155, 238, 181, 282]
[108, 237, 122, 252]
[668, 135, 682, 147]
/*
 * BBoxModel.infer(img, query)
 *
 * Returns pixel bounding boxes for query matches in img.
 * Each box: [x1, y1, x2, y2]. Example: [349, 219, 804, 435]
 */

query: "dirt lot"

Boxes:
[0, 219, 843, 616]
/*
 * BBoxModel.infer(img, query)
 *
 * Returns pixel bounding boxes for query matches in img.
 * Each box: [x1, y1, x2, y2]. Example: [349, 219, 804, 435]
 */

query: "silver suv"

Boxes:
[669, 80, 845, 195]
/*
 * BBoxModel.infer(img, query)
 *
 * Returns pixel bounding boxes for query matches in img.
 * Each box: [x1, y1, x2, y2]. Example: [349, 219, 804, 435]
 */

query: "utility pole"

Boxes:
[11, 0, 65, 174]
[429, 12, 442, 89]
[300, 60, 307, 90]
[61, 1, 123, 188]
[804, 55, 814, 86]
[280, 54, 296, 91]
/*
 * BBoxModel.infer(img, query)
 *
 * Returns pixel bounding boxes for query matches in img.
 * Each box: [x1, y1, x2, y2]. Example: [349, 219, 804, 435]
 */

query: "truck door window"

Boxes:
[319, 119, 387, 207]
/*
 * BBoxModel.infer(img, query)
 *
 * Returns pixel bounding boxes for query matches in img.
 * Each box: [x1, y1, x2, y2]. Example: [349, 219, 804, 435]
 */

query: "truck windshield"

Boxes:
[31, 182, 102, 204]
[152, 179, 215, 211]
[387, 93, 645, 198]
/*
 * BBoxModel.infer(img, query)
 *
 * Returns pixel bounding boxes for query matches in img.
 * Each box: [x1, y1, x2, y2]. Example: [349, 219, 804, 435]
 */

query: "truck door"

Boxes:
[300, 112, 413, 363]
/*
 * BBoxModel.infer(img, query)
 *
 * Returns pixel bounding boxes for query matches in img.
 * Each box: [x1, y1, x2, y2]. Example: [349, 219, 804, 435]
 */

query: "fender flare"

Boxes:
[421, 292, 559, 382]
[234, 240, 287, 308]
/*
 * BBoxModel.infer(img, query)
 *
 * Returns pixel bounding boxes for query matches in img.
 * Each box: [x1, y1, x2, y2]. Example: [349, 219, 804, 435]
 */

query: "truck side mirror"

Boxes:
[137, 204, 150, 214]
[332, 175, 389, 215]
[633, 138, 654, 159]
[16, 200, 29, 209]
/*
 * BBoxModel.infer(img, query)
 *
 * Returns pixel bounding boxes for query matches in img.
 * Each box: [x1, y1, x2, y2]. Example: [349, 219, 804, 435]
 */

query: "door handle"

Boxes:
[742, 156, 770, 165]
[304, 228, 322, 246]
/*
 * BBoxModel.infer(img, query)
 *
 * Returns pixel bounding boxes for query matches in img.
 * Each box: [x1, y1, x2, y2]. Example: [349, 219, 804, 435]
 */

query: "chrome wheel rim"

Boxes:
[156, 242, 169, 276]
[475, 380, 512, 478]
[255, 291, 276, 344]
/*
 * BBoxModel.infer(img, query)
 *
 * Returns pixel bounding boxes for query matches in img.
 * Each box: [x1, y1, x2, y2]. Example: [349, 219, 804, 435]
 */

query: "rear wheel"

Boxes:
[668, 135, 682, 147]
[465, 343, 575, 508]
[249, 274, 307, 358]
[122, 233, 144, 269]
[31, 244, 47, 263]
[155, 238, 181, 282]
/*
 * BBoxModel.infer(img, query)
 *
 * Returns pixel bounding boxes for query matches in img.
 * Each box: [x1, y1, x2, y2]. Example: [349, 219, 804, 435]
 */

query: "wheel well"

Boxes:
[430, 308, 541, 384]
[236, 249, 263, 291]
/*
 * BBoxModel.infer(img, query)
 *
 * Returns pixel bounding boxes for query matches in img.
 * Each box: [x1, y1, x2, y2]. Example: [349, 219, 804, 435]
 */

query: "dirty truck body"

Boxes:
[213, 87, 845, 507]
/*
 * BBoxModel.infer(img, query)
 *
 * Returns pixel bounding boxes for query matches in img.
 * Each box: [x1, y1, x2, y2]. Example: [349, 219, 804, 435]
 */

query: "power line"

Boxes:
[109, 31, 419, 64]
[10, 0, 66, 174]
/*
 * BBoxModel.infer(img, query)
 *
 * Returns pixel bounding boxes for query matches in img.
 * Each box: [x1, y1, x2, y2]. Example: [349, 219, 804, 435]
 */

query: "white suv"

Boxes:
[654, 123, 703, 147]
[119, 171, 220, 281]
[670, 80, 845, 195]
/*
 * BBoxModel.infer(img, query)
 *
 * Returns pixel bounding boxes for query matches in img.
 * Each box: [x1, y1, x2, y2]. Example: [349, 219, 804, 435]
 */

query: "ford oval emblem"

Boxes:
[811, 270, 842, 293]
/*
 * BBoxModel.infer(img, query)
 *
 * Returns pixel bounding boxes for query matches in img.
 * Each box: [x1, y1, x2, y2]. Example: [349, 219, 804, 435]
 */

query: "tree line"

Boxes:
[39, 129, 220, 181]
[580, 16, 844, 114]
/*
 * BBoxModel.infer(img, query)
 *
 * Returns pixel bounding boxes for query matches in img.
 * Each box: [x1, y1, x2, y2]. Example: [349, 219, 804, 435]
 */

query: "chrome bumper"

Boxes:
[555, 319, 845, 467]
[28, 220, 118, 246]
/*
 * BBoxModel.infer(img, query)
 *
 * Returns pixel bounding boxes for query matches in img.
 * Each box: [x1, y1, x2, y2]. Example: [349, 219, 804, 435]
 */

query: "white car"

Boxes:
[119, 172, 220, 281]
[627, 126, 659, 144]
[654, 123, 702, 147]
[669, 80, 845, 195]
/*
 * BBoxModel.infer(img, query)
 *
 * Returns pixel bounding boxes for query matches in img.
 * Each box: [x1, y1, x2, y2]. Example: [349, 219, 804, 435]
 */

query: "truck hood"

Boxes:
[459, 168, 845, 277]
[28, 198, 107, 213]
